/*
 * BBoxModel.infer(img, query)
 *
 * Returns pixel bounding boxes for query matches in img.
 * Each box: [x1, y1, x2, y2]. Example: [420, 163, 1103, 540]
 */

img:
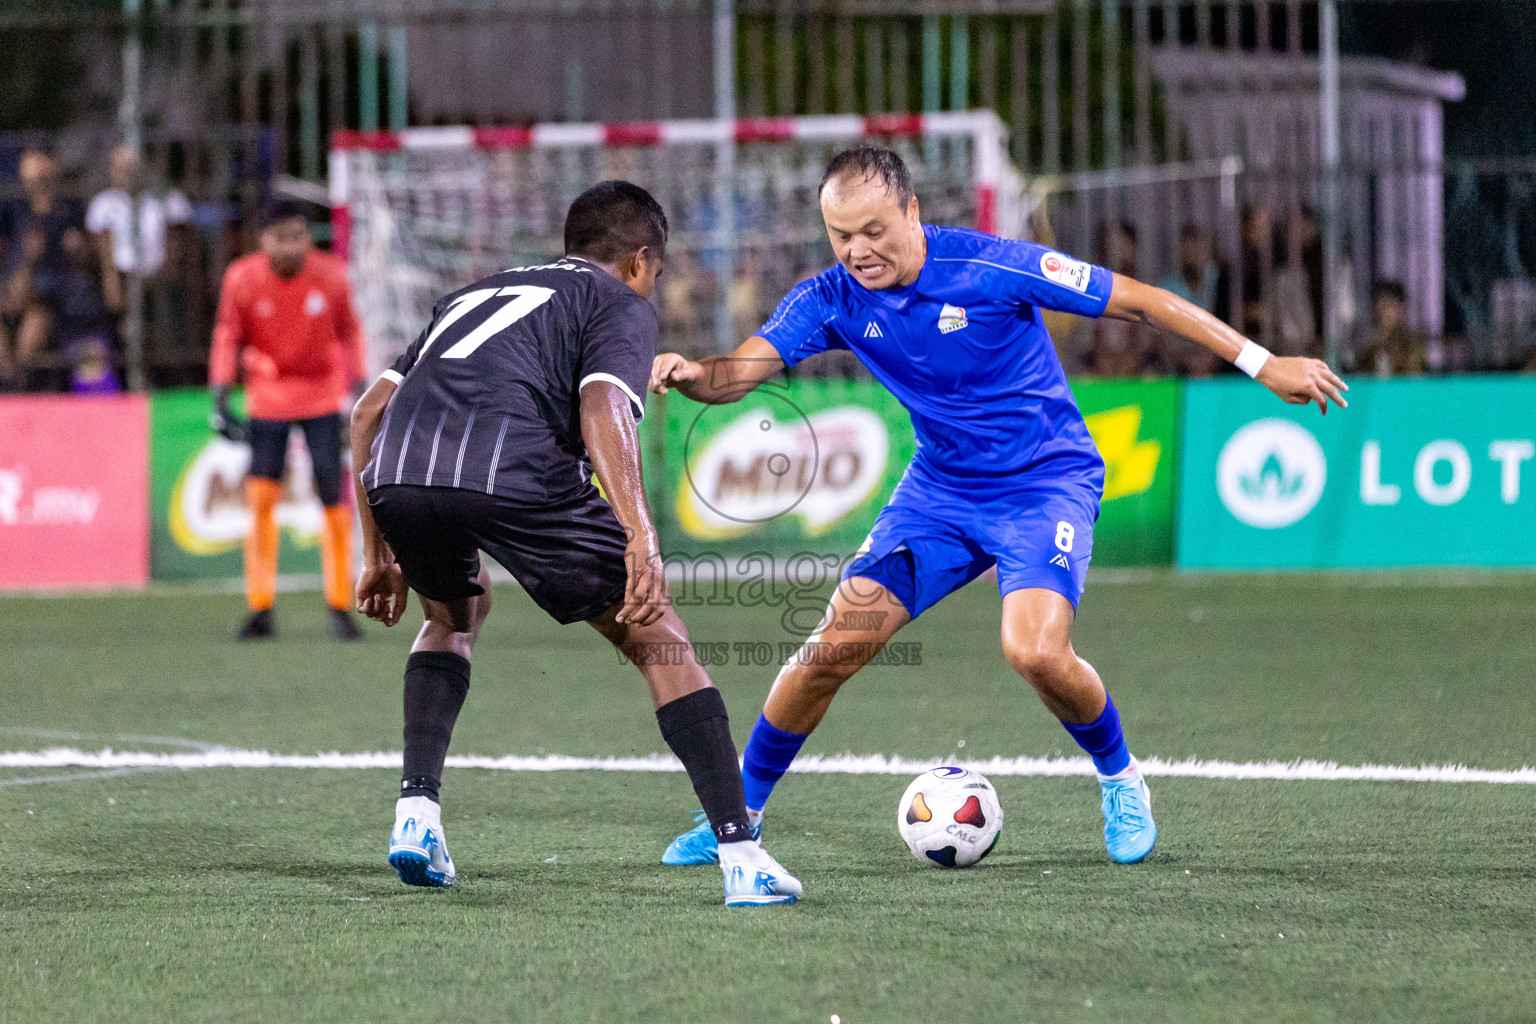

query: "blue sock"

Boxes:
[1061, 695, 1132, 777]
[740, 714, 809, 811]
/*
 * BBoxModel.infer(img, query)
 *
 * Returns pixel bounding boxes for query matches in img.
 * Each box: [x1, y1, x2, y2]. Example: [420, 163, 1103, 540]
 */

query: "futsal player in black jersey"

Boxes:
[348, 181, 801, 906]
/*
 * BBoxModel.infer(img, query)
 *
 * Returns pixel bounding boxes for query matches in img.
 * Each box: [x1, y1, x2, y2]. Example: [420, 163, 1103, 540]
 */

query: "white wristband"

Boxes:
[1234, 340, 1272, 379]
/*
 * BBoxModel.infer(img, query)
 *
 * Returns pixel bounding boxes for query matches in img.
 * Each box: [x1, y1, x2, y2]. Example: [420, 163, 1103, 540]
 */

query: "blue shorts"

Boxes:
[844, 457, 1101, 619]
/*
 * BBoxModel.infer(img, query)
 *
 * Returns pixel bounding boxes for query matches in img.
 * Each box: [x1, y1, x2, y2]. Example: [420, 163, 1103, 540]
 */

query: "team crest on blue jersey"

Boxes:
[938, 303, 968, 334]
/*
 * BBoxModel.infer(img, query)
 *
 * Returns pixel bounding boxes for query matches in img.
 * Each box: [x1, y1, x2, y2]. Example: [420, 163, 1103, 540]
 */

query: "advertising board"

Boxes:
[1178, 377, 1536, 569]
[659, 376, 1178, 569]
[0, 395, 149, 590]
[150, 388, 326, 581]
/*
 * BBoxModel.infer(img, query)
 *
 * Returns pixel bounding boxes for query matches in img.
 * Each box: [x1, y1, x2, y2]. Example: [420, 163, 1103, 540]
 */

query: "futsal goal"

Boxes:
[329, 112, 1023, 376]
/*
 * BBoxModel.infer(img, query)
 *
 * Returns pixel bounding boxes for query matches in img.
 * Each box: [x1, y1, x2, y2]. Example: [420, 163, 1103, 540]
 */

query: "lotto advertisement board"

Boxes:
[1177, 377, 1536, 569]
[0, 395, 149, 590]
[657, 377, 1177, 569]
[149, 388, 326, 581]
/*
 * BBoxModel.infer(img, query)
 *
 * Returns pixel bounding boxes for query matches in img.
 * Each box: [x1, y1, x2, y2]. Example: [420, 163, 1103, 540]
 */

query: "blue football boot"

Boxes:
[661, 809, 760, 866]
[1099, 765, 1157, 864]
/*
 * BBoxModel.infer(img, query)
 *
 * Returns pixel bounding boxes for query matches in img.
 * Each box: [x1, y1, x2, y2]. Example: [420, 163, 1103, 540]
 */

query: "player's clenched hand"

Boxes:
[356, 562, 409, 626]
[649, 353, 702, 395]
[617, 539, 669, 627]
[1257, 356, 1349, 415]
[209, 385, 250, 443]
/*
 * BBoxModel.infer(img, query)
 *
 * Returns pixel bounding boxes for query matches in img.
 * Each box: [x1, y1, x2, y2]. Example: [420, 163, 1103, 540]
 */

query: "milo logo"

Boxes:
[677, 399, 889, 540]
[168, 436, 325, 554]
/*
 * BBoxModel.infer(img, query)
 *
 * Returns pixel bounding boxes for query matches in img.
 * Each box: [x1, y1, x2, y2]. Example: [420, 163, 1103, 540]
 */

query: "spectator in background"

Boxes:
[0, 148, 85, 389]
[1159, 224, 1221, 376]
[86, 143, 194, 314]
[1358, 281, 1426, 377]
[1271, 206, 1324, 358]
[1159, 224, 1217, 312]
[1215, 204, 1272, 343]
[730, 246, 763, 346]
[658, 249, 704, 342]
[1087, 221, 1150, 376]
[11, 227, 121, 394]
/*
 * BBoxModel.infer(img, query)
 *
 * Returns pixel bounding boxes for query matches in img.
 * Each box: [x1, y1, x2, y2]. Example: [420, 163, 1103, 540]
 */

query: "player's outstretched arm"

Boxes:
[579, 381, 667, 627]
[350, 377, 409, 626]
[1102, 273, 1349, 415]
[648, 335, 786, 405]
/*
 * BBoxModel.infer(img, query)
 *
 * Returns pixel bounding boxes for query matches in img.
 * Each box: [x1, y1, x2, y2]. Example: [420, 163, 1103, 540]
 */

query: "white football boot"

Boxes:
[389, 796, 457, 887]
[719, 838, 802, 907]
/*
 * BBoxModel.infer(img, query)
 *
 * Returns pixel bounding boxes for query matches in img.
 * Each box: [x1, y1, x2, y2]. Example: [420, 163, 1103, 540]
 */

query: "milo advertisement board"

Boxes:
[656, 376, 1178, 569]
[658, 379, 915, 565]
[150, 388, 328, 581]
[1177, 376, 1536, 569]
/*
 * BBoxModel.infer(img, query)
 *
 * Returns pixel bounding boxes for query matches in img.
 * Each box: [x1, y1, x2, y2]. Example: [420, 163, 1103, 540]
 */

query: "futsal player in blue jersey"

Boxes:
[651, 145, 1347, 869]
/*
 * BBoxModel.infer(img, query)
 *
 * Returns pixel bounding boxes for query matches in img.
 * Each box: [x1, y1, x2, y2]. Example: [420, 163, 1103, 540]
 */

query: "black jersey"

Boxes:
[365, 256, 655, 504]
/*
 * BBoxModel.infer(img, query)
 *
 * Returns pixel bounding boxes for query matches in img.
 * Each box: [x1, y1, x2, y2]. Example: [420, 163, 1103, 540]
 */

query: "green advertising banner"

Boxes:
[1177, 377, 1536, 569]
[150, 388, 325, 581]
[656, 377, 1178, 568]
[1069, 378, 1178, 566]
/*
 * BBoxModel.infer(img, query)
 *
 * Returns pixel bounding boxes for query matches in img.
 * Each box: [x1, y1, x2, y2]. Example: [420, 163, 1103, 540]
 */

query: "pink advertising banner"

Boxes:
[0, 395, 149, 590]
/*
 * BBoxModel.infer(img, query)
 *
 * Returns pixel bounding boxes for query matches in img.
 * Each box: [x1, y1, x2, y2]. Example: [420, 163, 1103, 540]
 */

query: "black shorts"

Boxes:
[367, 483, 629, 625]
[250, 414, 345, 507]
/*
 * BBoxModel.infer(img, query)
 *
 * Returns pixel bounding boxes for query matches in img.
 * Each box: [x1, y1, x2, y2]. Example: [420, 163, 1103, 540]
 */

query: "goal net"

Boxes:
[330, 112, 1023, 377]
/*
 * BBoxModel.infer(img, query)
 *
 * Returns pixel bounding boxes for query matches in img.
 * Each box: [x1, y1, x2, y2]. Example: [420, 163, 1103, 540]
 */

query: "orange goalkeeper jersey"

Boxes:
[209, 250, 365, 421]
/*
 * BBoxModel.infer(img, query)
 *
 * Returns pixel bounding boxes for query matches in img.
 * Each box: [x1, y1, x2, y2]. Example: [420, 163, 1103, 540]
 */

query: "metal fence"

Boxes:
[1443, 159, 1536, 371]
[0, 1, 1526, 389]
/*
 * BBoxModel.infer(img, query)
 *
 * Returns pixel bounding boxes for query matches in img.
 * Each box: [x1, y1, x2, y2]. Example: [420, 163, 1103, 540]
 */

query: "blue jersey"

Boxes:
[757, 224, 1111, 482]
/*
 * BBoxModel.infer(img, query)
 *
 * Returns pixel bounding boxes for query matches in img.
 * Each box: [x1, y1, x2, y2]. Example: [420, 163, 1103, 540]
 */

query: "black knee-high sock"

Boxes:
[655, 688, 752, 844]
[401, 651, 471, 802]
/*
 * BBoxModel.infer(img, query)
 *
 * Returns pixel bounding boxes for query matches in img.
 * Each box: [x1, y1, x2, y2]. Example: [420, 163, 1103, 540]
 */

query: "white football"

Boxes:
[897, 766, 1004, 868]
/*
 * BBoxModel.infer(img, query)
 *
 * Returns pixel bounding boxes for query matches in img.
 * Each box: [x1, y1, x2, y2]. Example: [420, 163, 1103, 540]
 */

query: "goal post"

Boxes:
[329, 111, 1023, 377]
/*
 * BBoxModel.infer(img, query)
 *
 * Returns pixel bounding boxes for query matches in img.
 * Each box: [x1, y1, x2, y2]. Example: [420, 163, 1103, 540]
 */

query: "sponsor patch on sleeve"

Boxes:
[1038, 251, 1093, 293]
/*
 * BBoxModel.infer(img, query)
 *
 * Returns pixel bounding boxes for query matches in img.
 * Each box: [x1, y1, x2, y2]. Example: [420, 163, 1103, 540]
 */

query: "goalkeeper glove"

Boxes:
[210, 385, 250, 444]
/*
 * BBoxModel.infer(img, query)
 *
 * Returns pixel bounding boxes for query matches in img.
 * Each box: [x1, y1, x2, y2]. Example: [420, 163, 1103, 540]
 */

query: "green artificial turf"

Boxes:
[2, 573, 1534, 1022]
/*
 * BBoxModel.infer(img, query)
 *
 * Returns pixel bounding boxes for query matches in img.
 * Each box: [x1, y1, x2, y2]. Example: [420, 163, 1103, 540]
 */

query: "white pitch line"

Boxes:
[2, 748, 1534, 785]
[0, 766, 167, 788]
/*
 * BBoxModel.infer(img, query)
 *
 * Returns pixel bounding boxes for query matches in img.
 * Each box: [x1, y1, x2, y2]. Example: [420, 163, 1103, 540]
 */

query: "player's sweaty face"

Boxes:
[820, 174, 924, 291]
[261, 218, 313, 279]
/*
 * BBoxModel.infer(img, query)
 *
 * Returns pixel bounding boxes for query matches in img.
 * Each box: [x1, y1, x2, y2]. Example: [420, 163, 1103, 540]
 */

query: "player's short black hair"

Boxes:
[563, 181, 668, 264]
[261, 197, 310, 228]
[818, 145, 914, 208]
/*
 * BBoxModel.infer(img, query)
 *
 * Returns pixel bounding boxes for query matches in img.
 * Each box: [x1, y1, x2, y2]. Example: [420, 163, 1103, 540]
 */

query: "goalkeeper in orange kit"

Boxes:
[208, 198, 366, 640]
